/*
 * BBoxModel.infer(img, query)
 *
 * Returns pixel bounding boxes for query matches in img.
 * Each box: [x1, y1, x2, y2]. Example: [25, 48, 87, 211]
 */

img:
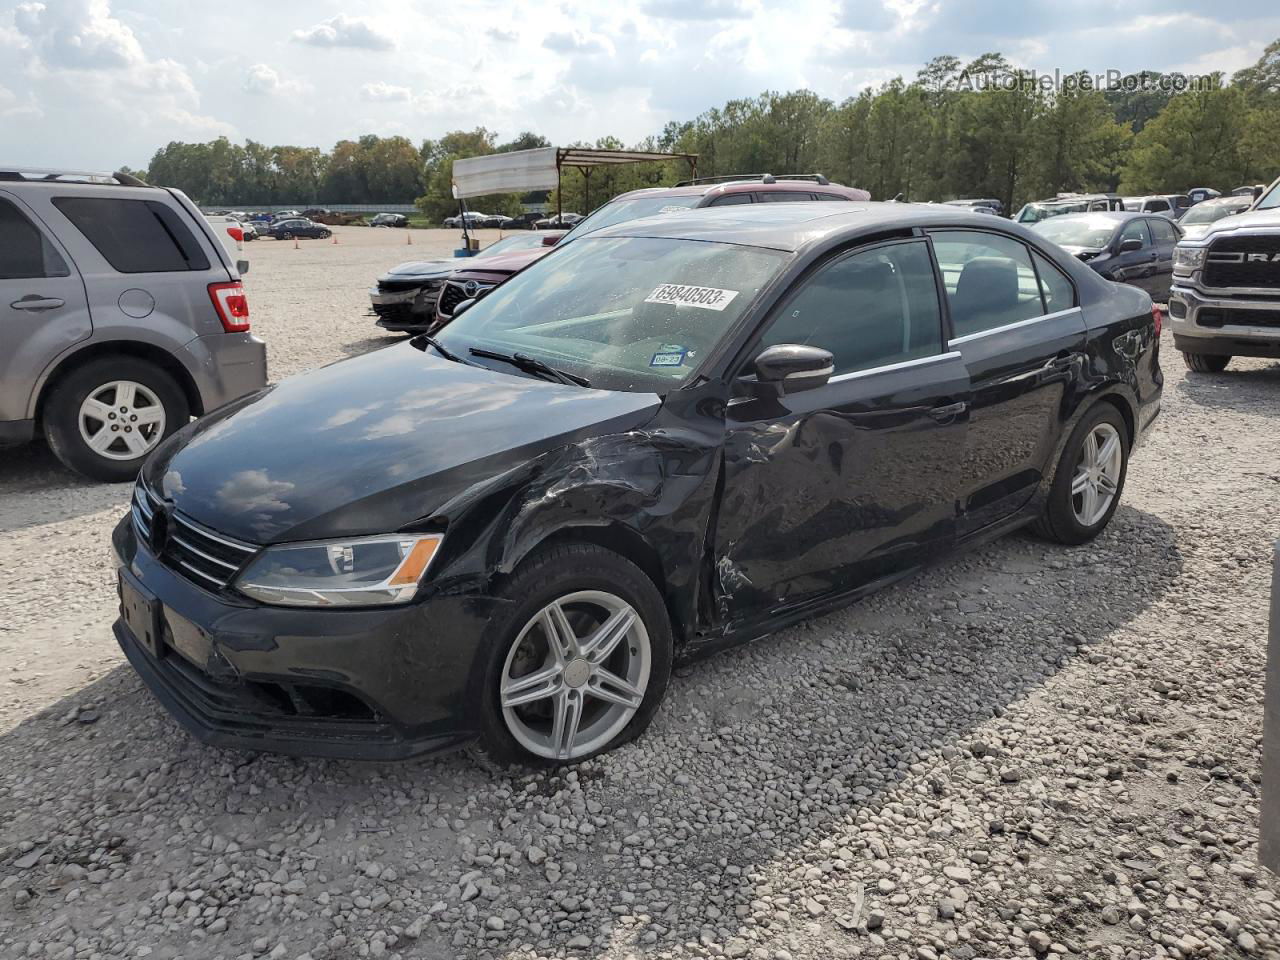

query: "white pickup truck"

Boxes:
[1168, 174, 1280, 371]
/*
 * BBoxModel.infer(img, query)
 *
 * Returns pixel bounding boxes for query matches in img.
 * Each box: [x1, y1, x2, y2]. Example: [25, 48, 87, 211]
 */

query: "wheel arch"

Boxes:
[34, 340, 203, 429]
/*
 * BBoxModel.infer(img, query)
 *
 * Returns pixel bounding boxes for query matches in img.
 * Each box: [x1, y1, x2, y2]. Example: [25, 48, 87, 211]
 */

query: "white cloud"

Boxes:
[0, 84, 42, 119]
[244, 63, 306, 96]
[13, 0, 143, 69]
[360, 80, 411, 102]
[542, 30, 612, 56]
[292, 14, 394, 51]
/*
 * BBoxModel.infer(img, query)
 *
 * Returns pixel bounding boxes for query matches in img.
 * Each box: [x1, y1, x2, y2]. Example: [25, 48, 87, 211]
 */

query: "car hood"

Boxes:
[1198, 207, 1279, 238]
[144, 345, 661, 544]
[378, 259, 455, 281]
[1178, 224, 1212, 241]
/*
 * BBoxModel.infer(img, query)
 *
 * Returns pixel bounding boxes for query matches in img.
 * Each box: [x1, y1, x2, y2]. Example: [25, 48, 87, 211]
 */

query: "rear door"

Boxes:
[928, 229, 1087, 537]
[1147, 217, 1179, 301]
[715, 238, 970, 620]
[0, 192, 92, 423]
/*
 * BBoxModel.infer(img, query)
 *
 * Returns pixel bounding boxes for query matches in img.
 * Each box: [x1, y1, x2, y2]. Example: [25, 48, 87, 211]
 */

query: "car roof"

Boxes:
[587, 201, 1040, 253]
[1042, 211, 1150, 224]
[1198, 195, 1253, 207]
[608, 179, 870, 204]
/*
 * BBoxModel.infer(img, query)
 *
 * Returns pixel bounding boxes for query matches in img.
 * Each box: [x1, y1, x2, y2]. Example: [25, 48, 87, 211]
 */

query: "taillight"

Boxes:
[1152, 301, 1162, 337]
[209, 281, 250, 333]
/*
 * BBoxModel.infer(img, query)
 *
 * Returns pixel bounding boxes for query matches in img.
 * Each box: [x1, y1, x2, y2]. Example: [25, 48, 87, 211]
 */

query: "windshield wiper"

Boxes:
[420, 335, 465, 364]
[468, 348, 591, 387]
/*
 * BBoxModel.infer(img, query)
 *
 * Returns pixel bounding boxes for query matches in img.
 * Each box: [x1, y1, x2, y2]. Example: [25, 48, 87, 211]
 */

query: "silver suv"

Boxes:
[0, 168, 267, 481]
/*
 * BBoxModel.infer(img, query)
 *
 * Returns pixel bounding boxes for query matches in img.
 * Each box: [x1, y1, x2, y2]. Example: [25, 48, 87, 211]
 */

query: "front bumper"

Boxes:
[111, 515, 501, 760]
[1168, 281, 1280, 357]
[369, 284, 441, 331]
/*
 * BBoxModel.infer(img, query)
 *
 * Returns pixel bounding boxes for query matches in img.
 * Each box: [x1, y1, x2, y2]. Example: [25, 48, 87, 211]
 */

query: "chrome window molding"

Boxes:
[947, 307, 1082, 348]
[827, 350, 962, 384]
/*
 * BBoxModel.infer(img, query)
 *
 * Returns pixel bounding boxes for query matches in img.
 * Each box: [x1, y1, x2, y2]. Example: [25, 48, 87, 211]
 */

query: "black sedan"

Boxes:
[113, 203, 1162, 765]
[1031, 212, 1181, 300]
[264, 217, 332, 240]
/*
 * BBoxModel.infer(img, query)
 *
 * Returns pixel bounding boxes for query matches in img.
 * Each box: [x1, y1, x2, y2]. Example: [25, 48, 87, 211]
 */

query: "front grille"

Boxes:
[132, 482, 259, 590]
[1203, 235, 1280, 289]
[1197, 308, 1280, 329]
[437, 280, 495, 318]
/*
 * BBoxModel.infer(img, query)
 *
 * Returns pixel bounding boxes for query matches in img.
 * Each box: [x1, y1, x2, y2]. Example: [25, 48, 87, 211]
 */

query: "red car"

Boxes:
[436, 173, 871, 321]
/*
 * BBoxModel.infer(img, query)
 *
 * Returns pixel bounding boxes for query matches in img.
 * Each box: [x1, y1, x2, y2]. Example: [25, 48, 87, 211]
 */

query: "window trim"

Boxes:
[828, 349, 962, 384]
[947, 306, 1082, 347]
[734, 235, 948, 381]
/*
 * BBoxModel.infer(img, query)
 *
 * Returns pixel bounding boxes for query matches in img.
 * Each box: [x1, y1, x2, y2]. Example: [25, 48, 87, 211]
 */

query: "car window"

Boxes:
[1119, 220, 1150, 248]
[1147, 199, 1170, 212]
[1088, 200, 1110, 212]
[759, 240, 942, 376]
[1149, 219, 1177, 244]
[929, 230, 1046, 339]
[0, 197, 70, 280]
[815, 193, 849, 201]
[53, 197, 210, 273]
[1031, 250, 1075, 313]
[708, 194, 754, 206]
[759, 192, 816, 203]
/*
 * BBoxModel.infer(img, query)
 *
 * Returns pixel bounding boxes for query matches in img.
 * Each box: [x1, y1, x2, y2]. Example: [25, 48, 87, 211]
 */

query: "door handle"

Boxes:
[10, 295, 65, 311]
[929, 401, 968, 422]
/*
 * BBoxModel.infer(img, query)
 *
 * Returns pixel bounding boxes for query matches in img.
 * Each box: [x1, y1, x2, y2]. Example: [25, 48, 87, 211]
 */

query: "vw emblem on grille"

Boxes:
[464, 280, 479, 298]
[149, 503, 173, 554]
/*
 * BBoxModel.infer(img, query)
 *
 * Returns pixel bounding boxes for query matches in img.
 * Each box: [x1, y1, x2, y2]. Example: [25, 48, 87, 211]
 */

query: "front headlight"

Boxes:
[1173, 245, 1206, 275]
[236, 533, 442, 607]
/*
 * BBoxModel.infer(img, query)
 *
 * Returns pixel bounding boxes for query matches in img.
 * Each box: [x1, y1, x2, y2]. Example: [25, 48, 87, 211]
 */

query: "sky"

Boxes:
[2, 0, 1279, 171]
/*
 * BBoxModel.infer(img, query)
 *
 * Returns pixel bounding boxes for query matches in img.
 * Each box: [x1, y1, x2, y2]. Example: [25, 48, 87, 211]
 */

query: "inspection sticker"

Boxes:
[650, 343, 688, 367]
[644, 283, 739, 312]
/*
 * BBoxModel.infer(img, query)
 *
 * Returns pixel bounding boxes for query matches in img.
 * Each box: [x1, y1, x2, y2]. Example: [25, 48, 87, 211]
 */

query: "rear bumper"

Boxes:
[112, 514, 500, 761]
[188, 332, 268, 413]
[1168, 283, 1280, 356]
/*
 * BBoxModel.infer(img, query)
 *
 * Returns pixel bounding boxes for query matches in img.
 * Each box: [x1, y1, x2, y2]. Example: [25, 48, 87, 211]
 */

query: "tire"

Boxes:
[42, 357, 189, 483]
[1031, 402, 1130, 545]
[320, 230, 332, 239]
[1182, 351, 1230, 373]
[474, 543, 673, 767]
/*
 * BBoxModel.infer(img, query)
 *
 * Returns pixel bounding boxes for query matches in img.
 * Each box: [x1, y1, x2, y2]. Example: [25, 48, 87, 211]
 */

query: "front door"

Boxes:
[928, 229, 1088, 537]
[715, 238, 971, 624]
[0, 192, 92, 424]
[1111, 218, 1159, 294]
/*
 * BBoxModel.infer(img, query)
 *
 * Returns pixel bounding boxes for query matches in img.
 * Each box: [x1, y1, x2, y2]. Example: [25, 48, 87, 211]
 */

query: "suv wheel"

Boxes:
[43, 357, 189, 482]
[475, 544, 673, 766]
[1031, 403, 1130, 545]
[1182, 351, 1230, 373]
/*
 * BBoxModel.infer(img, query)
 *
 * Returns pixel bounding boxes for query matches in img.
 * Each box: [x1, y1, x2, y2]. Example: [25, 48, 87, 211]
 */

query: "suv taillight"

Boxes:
[1152, 301, 1162, 337]
[209, 281, 250, 332]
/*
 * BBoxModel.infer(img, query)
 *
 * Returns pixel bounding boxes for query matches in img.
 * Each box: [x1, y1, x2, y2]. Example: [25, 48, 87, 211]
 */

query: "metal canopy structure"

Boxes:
[452, 147, 698, 221]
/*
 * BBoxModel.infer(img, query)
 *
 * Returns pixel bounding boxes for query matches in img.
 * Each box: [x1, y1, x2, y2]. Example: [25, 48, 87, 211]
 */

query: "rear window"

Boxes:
[53, 197, 210, 273]
[0, 197, 69, 280]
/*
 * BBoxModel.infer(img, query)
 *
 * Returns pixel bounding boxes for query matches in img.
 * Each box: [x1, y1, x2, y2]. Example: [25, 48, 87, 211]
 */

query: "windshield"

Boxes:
[1256, 180, 1280, 211]
[433, 236, 784, 392]
[1180, 201, 1251, 225]
[1016, 201, 1086, 224]
[561, 194, 703, 241]
[476, 234, 547, 257]
[1032, 216, 1117, 248]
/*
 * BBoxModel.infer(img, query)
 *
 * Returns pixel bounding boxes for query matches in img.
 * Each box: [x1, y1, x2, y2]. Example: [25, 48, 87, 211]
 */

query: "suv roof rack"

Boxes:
[674, 172, 831, 188]
[0, 168, 149, 186]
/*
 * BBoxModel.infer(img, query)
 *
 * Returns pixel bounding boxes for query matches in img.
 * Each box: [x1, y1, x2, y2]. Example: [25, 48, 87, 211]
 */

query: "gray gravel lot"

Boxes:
[2, 225, 1280, 959]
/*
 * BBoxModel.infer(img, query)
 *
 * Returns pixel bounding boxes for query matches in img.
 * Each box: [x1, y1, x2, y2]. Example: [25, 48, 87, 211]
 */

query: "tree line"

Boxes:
[134, 40, 1280, 219]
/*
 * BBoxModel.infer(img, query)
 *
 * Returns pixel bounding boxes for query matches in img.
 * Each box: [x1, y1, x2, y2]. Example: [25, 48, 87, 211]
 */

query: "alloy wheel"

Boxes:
[77, 380, 167, 461]
[500, 590, 651, 761]
[1071, 421, 1122, 527]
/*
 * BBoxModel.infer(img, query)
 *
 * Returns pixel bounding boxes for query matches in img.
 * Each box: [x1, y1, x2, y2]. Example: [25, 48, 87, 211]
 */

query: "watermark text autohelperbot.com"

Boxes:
[957, 69, 1214, 93]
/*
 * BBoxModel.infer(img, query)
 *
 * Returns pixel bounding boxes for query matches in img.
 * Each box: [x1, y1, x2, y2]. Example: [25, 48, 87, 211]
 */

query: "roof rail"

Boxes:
[0, 168, 149, 186]
[674, 172, 831, 188]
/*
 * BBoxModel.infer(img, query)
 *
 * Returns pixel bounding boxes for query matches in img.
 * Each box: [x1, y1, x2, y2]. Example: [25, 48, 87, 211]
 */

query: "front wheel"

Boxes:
[1031, 403, 1129, 545]
[476, 544, 673, 766]
[1182, 351, 1230, 373]
[42, 357, 189, 482]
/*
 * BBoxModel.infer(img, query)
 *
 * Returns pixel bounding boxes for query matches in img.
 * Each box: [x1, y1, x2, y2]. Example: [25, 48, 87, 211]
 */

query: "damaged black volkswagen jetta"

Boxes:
[113, 203, 1162, 764]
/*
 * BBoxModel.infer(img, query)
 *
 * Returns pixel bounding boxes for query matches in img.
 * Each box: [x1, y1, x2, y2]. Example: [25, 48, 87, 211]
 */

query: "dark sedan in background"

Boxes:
[370, 232, 564, 332]
[1031, 211, 1181, 300]
[264, 217, 332, 240]
[113, 203, 1161, 765]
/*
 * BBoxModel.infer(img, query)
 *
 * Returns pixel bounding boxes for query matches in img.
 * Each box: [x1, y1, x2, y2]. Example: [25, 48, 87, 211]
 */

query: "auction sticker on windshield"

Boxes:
[645, 284, 739, 311]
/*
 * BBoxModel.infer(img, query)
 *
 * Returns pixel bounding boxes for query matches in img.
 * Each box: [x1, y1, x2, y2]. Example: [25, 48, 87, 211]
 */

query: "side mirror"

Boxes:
[751, 344, 834, 394]
[1118, 238, 1143, 253]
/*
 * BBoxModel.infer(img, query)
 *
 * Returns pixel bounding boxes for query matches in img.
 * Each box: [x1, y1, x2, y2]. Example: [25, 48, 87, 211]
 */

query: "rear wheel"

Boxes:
[43, 357, 188, 482]
[476, 544, 673, 766]
[1031, 403, 1129, 545]
[1182, 351, 1230, 373]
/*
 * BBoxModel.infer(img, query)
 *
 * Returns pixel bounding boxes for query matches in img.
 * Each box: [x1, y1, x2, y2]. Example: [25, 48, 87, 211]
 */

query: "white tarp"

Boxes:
[452, 148, 559, 199]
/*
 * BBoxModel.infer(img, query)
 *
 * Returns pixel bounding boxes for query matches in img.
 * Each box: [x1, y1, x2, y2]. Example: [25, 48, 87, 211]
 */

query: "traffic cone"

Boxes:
[332, 232, 338, 244]
[293, 236, 299, 250]
[406, 230, 412, 245]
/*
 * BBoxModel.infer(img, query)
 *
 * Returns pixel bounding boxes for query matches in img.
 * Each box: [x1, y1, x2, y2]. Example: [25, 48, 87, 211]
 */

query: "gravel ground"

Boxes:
[2, 226, 1279, 960]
